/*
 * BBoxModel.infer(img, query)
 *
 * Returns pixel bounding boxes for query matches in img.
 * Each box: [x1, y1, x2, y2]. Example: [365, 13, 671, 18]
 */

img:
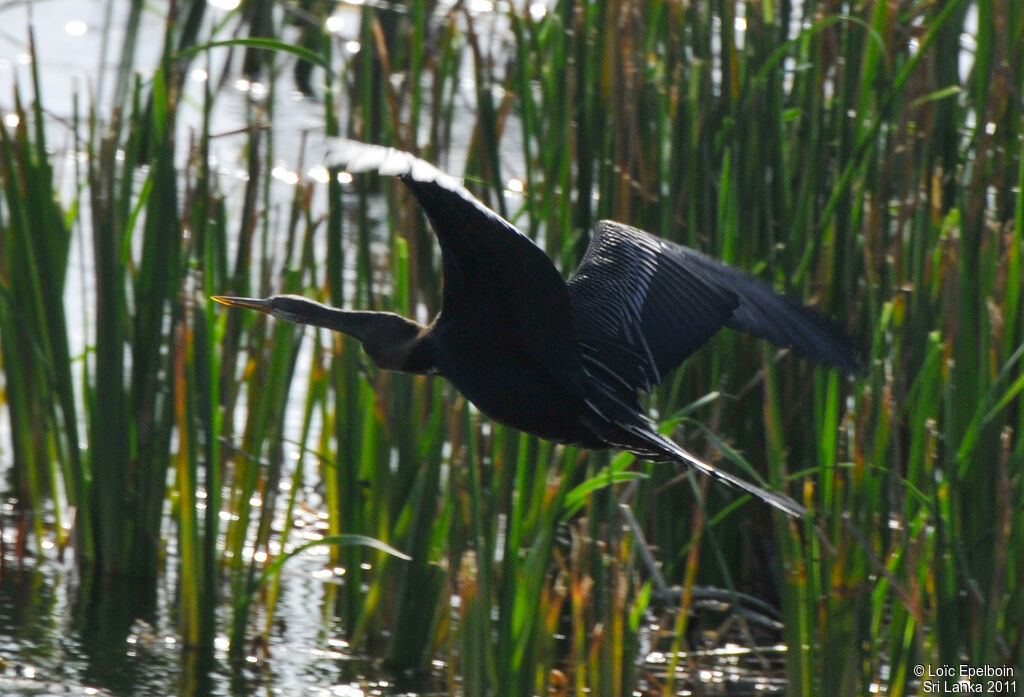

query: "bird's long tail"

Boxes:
[583, 393, 807, 517]
[651, 432, 807, 517]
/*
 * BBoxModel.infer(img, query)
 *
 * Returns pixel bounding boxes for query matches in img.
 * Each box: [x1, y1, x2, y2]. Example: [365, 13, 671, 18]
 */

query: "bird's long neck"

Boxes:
[298, 304, 435, 374]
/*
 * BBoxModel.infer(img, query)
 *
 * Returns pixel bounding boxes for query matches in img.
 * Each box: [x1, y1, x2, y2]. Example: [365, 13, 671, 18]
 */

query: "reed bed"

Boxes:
[0, 1, 1021, 695]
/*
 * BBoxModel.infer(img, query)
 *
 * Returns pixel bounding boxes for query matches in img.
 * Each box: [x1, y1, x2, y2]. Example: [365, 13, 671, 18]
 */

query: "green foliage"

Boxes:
[0, 32, 82, 559]
[1, 0, 1022, 695]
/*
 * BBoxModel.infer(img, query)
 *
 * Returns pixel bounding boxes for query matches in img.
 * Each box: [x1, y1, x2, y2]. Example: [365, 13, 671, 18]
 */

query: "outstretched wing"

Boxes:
[567, 220, 861, 396]
[325, 139, 588, 396]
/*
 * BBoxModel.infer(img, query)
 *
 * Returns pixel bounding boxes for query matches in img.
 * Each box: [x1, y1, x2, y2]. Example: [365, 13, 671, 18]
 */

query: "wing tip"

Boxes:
[839, 345, 868, 378]
[800, 316, 867, 378]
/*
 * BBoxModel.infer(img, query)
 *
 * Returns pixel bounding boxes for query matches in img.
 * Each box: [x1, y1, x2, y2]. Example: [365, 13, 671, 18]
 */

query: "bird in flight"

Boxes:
[215, 140, 861, 517]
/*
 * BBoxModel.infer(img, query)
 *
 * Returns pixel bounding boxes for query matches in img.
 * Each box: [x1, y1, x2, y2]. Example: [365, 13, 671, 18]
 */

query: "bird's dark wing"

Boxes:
[325, 139, 589, 395]
[684, 244, 863, 375]
[567, 220, 861, 396]
[567, 220, 740, 394]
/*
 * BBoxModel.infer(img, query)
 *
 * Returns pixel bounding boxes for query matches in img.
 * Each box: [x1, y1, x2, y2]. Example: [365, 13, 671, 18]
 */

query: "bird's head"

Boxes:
[212, 294, 434, 374]
[212, 294, 331, 324]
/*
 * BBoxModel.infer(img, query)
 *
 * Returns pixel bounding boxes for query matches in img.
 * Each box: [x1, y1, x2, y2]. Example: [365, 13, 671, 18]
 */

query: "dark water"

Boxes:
[0, 483, 442, 696]
[0, 547, 788, 697]
[0, 549, 444, 697]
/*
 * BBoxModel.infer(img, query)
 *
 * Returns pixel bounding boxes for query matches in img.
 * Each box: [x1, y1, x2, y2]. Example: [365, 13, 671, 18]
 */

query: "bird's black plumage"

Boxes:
[214, 141, 863, 518]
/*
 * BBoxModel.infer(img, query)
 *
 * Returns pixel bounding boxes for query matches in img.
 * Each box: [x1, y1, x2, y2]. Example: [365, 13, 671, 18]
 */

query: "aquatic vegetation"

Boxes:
[0, 1, 1021, 695]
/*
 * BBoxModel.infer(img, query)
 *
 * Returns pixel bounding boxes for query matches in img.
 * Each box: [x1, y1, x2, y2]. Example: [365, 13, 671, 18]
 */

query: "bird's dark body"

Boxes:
[214, 140, 864, 517]
[429, 311, 604, 448]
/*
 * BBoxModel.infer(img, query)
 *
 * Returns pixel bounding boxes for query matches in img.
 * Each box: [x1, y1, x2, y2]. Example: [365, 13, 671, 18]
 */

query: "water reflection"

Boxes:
[0, 547, 444, 696]
[0, 563, 170, 696]
[75, 571, 173, 695]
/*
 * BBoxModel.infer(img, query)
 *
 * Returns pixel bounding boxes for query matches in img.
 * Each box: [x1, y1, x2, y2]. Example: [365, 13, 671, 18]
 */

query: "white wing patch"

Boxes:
[323, 138, 528, 240]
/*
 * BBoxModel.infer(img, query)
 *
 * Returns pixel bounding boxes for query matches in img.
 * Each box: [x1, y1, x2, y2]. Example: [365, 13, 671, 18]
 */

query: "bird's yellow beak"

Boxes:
[211, 296, 273, 314]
